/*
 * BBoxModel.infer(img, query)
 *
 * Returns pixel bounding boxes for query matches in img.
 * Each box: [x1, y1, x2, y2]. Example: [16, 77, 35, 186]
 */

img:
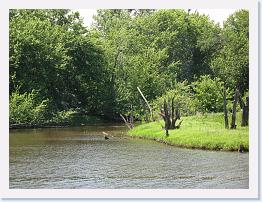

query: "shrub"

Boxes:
[9, 90, 49, 125]
[152, 81, 196, 116]
[192, 75, 224, 113]
[50, 109, 77, 125]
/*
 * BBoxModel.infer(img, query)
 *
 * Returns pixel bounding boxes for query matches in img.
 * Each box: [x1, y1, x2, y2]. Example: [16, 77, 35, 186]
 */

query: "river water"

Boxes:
[9, 124, 248, 189]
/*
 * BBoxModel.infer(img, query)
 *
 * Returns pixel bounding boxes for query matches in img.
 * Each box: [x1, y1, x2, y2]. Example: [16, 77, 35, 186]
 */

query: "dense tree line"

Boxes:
[9, 9, 249, 125]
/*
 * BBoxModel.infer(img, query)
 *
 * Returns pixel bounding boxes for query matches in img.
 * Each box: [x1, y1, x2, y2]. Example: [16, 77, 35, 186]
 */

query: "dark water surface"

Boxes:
[10, 124, 248, 189]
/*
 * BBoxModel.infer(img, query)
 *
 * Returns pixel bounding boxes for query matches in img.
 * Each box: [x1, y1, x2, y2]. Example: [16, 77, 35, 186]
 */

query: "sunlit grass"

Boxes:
[128, 113, 249, 151]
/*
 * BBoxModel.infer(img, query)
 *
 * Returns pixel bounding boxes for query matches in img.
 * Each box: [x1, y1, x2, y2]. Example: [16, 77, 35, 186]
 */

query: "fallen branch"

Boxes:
[137, 86, 153, 121]
[102, 131, 114, 137]
[120, 114, 132, 129]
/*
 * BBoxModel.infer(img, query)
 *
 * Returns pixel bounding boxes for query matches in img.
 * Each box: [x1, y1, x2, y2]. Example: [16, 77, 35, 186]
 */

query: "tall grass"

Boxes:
[128, 113, 249, 151]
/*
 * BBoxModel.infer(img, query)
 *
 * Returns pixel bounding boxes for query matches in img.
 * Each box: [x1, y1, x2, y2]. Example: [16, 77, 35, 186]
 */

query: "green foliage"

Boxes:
[49, 110, 109, 125]
[9, 9, 249, 126]
[93, 10, 169, 115]
[9, 9, 112, 118]
[192, 75, 224, 113]
[92, 9, 225, 117]
[211, 10, 249, 94]
[152, 81, 196, 116]
[50, 109, 77, 125]
[9, 91, 49, 125]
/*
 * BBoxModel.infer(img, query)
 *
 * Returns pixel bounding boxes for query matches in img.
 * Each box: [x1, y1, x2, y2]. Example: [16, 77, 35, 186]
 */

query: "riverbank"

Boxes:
[128, 113, 249, 151]
[9, 114, 112, 129]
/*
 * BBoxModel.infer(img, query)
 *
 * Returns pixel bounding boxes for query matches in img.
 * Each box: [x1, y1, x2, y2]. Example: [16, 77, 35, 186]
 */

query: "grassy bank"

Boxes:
[128, 113, 249, 151]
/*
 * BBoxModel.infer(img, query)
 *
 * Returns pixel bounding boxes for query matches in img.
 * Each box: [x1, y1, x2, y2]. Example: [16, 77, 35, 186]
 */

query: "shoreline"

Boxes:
[129, 134, 248, 152]
[9, 113, 120, 130]
[128, 113, 249, 152]
[9, 121, 122, 130]
[10, 113, 249, 152]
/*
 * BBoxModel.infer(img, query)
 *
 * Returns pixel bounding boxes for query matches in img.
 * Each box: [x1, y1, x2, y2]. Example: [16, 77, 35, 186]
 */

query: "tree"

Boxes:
[10, 9, 249, 125]
[92, 9, 221, 117]
[9, 9, 112, 119]
[210, 10, 249, 129]
[211, 9, 249, 95]
[93, 9, 169, 117]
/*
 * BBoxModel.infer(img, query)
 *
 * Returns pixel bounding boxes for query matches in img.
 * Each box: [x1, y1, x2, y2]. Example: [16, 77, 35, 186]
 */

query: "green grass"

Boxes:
[128, 113, 249, 151]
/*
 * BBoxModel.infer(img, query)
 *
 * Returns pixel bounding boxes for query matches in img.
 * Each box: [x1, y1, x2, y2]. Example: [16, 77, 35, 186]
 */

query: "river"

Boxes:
[9, 124, 249, 189]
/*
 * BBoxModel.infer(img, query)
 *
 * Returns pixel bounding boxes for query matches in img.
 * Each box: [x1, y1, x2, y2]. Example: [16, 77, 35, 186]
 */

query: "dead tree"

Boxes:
[160, 97, 182, 137]
[162, 99, 171, 132]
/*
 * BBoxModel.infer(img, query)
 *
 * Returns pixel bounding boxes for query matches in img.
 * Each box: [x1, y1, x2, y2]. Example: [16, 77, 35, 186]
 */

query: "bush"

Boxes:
[152, 81, 196, 117]
[50, 109, 77, 125]
[9, 90, 49, 125]
[192, 75, 224, 113]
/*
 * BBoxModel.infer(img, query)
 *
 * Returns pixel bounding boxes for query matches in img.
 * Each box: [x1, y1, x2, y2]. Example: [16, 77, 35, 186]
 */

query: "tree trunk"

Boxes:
[163, 99, 171, 130]
[237, 93, 249, 127]
[230, 89, 239, 129]
[170, 97, 175, 128]
[130, 105, 134, 129]
[160, 98, 182, 133]
[241, 97, 249, 126]
[165, 129, 169, 137]
[223, 87, 229, 129]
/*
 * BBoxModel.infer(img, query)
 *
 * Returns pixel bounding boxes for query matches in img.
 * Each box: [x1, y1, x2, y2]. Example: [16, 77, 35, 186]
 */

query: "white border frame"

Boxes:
[0, 0, 258, 199]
